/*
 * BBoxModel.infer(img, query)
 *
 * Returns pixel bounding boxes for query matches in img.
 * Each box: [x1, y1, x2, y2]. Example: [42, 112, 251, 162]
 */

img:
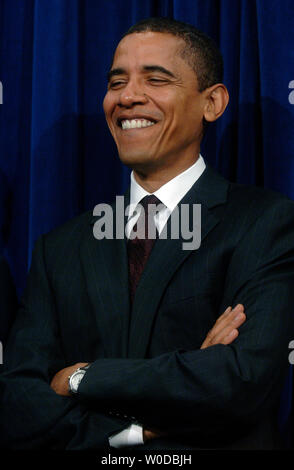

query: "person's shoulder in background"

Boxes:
[0, 256, 18, 347]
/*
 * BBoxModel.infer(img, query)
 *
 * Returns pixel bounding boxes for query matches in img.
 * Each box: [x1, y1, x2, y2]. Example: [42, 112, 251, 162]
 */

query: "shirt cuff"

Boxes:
[109, 423, 144, 448]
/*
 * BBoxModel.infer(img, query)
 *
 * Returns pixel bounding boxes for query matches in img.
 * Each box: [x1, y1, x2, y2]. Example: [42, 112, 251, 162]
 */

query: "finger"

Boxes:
[232, 304, 244, 314]
[209, 305, 245, 339]
[222, 328, 239, 345]
[215, 306, 232, 324]
[215, 305, 244, 329]
[200, 309, 233, 348]
[211, 313, 246, 345]
[201, 310, 246, 348]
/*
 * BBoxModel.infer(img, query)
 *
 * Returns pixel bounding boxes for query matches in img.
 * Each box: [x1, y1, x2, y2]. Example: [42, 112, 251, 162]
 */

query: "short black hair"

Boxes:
[122, 17, 223, 92]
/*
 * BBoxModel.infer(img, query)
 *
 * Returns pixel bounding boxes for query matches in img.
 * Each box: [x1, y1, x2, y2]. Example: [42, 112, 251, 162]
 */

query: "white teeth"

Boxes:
[121, 119, 155, 130]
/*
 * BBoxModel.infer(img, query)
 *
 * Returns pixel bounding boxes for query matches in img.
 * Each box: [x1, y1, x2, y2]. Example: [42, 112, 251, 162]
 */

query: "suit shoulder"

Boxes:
[32, 210, 93, 257]
[227, 182, 294, 213]
[47, 209, 93, 239]
[200, 164, 294, 215]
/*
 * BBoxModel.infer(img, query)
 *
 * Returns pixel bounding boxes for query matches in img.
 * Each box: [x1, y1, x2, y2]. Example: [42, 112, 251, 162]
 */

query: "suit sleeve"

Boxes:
[77, 198, 294, 439]
[0, 236, 130, 450]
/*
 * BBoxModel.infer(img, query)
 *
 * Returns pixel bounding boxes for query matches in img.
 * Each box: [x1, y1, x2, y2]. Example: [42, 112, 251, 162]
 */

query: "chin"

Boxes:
[118, 150, 153, 170]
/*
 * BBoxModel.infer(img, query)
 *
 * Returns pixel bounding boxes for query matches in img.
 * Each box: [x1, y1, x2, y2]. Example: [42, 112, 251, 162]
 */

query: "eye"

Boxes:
[108, 80, 126, 89]
[148, 77, 168, 85]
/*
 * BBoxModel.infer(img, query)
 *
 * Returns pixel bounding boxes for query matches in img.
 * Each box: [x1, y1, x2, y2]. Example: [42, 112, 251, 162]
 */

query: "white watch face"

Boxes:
[70, 370, 85, 392]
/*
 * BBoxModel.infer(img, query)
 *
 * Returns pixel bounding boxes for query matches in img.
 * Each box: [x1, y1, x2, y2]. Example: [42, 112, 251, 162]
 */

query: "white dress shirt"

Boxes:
[125, 155, 206, 238]
[110, 155, 206, 448]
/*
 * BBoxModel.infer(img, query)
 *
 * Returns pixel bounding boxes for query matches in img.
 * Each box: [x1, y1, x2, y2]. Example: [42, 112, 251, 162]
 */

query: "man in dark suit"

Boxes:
[1, 17, 294, 450]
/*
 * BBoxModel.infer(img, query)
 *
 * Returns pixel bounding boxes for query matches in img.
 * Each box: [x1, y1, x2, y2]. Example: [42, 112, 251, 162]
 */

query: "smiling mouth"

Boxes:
[118, 118, 156, 130]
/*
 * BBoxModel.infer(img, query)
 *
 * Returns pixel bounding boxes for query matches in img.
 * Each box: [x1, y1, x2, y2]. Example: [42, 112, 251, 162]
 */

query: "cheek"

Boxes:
[159, 96, 187, 136]
[181, 97, 204, 130]
[102, 94, 108, 113]
[159, 91, 192, 122]
[102, 93, 114, 119]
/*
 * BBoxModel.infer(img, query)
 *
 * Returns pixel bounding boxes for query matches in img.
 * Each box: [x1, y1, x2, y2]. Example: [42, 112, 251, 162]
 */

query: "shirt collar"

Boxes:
[129, 155, 206, 216]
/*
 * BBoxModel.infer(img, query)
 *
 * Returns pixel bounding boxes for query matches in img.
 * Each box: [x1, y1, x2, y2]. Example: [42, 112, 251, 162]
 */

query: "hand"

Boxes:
[50, 362, 89, 396]
[200, 304, 246, 349]
[143, 428, 167, 442]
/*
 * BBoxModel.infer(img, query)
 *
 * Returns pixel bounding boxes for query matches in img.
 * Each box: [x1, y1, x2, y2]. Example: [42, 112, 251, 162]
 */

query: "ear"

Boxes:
[203, 84, 229, 122]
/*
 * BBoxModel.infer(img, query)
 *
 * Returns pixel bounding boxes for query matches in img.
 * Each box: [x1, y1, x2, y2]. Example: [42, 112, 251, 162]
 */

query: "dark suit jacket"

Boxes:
[1, 165, 294, 450]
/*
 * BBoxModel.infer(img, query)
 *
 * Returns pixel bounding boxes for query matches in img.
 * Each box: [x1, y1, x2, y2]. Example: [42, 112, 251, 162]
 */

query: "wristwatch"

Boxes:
[68, 364, 91, 394]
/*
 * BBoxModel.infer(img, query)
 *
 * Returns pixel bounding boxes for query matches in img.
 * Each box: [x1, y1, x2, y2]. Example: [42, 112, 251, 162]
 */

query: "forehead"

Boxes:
[112, 32, 188, 71]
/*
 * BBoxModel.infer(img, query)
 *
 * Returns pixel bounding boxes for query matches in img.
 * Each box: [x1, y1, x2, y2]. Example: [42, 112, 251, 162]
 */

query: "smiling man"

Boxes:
[1, 17, 294, 451]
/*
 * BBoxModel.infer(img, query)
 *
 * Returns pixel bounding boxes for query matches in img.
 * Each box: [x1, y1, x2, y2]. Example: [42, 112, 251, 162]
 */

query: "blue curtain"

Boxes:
[0, 0, 293, 445]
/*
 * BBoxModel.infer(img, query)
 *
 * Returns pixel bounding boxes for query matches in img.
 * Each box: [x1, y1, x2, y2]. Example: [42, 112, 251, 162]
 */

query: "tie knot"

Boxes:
[140, 194, 161, 210]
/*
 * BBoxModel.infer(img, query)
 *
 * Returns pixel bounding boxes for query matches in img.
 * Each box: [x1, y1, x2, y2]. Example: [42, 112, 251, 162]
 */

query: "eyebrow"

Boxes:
[107, 64, 176, 82]
[107, 68, 125, 82]
[142, 65, 176, 78]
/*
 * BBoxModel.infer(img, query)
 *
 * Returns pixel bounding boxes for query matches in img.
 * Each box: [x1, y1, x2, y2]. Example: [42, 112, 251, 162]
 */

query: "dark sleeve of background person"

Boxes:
[0, 255, 18, 347]
[0, 170, 18, 346]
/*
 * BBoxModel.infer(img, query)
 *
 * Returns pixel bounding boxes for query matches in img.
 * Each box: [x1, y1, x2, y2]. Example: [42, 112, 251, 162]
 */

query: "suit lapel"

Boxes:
[80, 193, 131, 358]
[128, 165, 229, 358]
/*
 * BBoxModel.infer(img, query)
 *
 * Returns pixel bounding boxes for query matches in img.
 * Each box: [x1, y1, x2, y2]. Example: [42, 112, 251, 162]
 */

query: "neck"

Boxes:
[133, 155, 200, 193]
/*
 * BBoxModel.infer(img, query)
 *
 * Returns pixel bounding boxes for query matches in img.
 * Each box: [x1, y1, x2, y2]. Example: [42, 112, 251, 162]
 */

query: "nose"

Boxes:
[118, 80, 148, 108]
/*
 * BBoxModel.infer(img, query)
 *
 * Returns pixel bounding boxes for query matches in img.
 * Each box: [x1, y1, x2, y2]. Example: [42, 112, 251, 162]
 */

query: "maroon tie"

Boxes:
[127, 195, 161, 304]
